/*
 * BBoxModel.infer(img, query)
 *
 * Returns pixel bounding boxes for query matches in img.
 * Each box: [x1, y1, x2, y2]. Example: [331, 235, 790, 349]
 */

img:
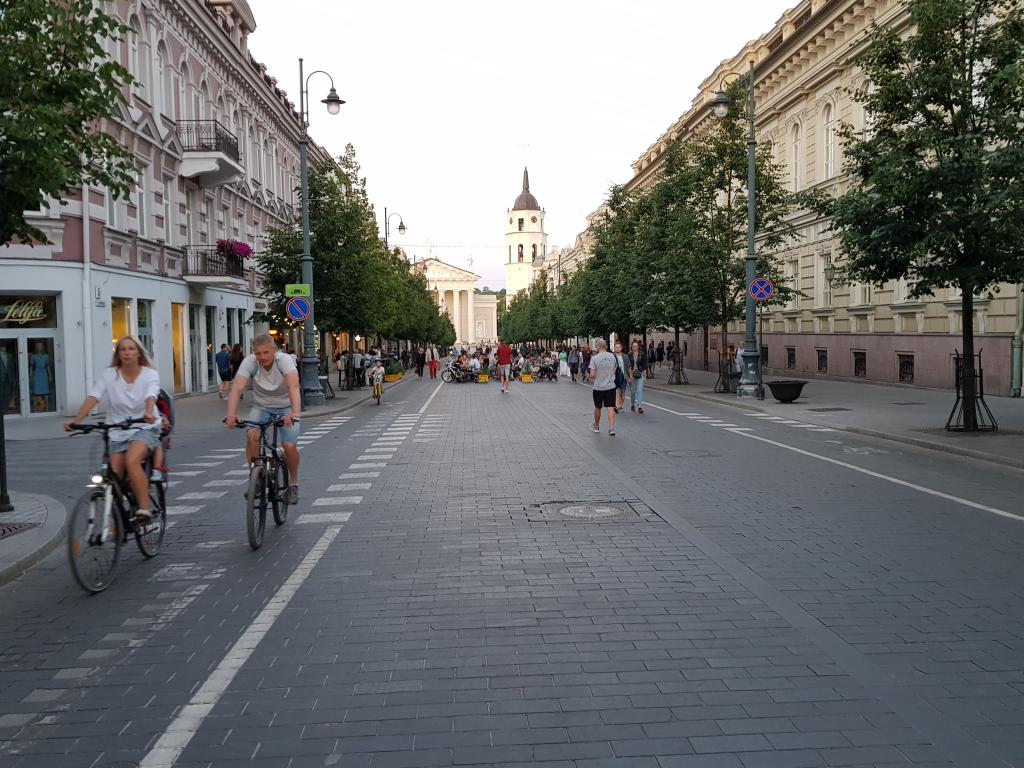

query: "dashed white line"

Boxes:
[297, 512, 352, 524]
[177, 491, 229, 500]
[327, 483, 372, 492]
[348, 463, 385, 470]
[312, 496, 362, 506]
[339, 472, 380, 479]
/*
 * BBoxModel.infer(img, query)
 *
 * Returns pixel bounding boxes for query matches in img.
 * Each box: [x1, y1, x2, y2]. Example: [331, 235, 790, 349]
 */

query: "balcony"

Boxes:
[177, 120, 244, 186]
[182, 246, 247, 288]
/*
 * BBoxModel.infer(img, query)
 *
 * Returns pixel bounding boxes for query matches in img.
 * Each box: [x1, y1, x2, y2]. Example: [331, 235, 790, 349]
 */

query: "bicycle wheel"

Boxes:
[136, 484, 166, 558]
[440, 369, 453, 383]
[245, 465, 267, 550]
[271, 460, 289, 526]
[68, 490, 122, 594]
[374, 383, 381, 405]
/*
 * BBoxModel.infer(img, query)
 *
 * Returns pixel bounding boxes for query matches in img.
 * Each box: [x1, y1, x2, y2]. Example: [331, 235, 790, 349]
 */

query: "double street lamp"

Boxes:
[711, 61, 762, 399]
[296, 57, 344, 408]
[383, 208, 406, 250]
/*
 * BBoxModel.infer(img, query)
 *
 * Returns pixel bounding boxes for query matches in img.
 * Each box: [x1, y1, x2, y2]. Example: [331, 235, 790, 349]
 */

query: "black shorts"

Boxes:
[218, 370, 233, 382]
[592, 388, 616, 408]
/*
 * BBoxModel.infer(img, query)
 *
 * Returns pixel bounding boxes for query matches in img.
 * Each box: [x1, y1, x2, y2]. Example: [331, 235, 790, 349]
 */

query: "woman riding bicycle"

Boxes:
[65, 336, 161, 523]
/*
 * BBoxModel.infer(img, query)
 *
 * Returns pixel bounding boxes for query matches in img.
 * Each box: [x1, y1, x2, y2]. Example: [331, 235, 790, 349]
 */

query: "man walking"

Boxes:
[495, 339, 513, 393]
[588, 338, 617, 436]
[215, 343, 232, 399]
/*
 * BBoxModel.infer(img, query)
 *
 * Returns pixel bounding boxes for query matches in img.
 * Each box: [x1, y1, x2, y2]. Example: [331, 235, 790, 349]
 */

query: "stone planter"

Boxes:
[383, 373, 402, 382]
[520, 373, 533, 383]
[766, 379, 807, 403]
[477, 374, 489, 383]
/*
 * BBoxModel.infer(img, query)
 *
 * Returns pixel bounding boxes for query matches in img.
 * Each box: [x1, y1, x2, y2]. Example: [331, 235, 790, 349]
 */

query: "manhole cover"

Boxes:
[558, 504, 621, 519]
[663, 449, 720, 458]
[0, 522, 37, 540]
[805, 407, 852, 412]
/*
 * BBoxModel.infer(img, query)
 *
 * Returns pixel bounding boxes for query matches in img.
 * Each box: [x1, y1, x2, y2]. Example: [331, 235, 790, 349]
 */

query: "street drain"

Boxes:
[520, 501, 645, 523]
[663, 449, 720, 458]
[0, 522, 37, 541]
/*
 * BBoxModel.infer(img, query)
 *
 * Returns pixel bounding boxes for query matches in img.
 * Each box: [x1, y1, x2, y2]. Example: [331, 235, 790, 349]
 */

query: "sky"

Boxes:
[245, 0, 794, 289]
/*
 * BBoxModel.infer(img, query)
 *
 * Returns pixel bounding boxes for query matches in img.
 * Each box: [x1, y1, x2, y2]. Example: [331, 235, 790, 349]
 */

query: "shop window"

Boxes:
[761, 346, 768, 371]
[0, 339, 20, 415]
[786, 347, 796, 369]
[853, 350, 866, 378]
[28, 338, 56, 413]
[111, 298, 131, 348]
[227, 308, 237, 346]
[899, 353, 915, 383]
[137, 300, 153, 356]
[817, 349, 828, 373]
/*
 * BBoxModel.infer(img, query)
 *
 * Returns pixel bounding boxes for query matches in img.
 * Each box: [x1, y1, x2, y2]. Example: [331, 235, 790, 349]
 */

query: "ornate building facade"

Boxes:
[504, 168, 548, 297]
[0, 0, 333, 419]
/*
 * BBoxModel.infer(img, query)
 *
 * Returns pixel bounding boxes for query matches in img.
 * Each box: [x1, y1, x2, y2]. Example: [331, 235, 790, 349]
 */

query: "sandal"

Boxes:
[638, 407, 644, 414]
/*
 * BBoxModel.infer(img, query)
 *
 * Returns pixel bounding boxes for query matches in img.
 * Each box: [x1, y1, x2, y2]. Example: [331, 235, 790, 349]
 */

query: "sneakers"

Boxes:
[630, 405, 636, 412]
[638, 407, 644, 414]
[609, 429, 616, 436]
[285, 485, 299, 505]
[592, 423, 600, 433]
[150, 470, 165, 483]
[136, 508, 153, 524]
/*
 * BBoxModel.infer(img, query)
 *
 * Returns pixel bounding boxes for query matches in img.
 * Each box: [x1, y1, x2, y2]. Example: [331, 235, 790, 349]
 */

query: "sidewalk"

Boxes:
[2, 375, 412, 442]
[645, 366, 1024, 469]
[0, 493, 66, 587]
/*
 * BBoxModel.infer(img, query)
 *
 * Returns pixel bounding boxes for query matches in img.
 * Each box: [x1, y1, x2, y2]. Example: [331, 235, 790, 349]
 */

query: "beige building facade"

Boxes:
[607, 0, 1023, 395]
[414, 258, 498, 348]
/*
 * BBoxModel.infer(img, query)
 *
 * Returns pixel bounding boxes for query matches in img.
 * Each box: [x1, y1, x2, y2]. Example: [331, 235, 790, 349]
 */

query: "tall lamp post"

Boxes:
[383, 208, 406, 250]
[712, 60, 761, 399]
[297, 57, 344, 408]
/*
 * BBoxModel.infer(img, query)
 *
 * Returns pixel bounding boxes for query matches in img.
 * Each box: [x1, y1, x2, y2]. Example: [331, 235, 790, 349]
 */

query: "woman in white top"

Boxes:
[66, 336, 161, 522]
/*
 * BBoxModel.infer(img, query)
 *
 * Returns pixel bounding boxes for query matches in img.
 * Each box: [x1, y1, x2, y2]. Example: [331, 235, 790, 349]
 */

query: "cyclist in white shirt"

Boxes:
[66, 336, 161, 522]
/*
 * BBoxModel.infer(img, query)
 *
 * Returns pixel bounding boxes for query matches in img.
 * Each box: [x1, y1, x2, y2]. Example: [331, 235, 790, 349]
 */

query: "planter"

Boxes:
[520, 373, 533, 383]
[766, 379, 807, 403]
[477, 374, 489, 383]
[383, 373, 402, 382]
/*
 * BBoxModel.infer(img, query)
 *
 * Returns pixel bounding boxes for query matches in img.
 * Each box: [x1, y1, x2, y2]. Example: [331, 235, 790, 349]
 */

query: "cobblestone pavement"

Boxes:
[1, 376, 1023, 767]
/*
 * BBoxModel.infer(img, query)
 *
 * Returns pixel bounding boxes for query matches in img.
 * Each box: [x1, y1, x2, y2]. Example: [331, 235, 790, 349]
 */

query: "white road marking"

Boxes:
[735, 431, 1023, 523]
[339, 472, 380, 479]
[203, 479, 246, 487]
[348, 463, 385, 469]
[223, 469, 250, 476]
[138, 527, 340, 768]
[327, 483, 371, 491]
[297, 512, 353, 524]
[177, 491, 229, 500]
[167, 471, 205, 477]
[166, 505, 203, 516]
[312, 496, 362, 506]
[363, 447, 395, 453]
[208, 448, 245, 453]
[418, 381, 444, 414]
[178, 462, 224, 468]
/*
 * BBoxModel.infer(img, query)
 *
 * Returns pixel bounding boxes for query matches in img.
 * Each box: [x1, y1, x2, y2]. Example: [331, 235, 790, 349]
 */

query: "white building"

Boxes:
[413, 259, 498, 348]
[504, 168, 548, 297]
[0, 0, 332, 420]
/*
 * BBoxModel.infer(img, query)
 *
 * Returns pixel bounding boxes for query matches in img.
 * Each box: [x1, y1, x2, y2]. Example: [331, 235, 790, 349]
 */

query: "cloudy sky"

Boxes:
[246, 0, 793, 289]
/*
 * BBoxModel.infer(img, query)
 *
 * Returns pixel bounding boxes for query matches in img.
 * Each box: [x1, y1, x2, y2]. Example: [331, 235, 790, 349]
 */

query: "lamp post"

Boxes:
[297, 57, 344, 408]
[712, 60, 760, 399]
[383, 208, 407, 250]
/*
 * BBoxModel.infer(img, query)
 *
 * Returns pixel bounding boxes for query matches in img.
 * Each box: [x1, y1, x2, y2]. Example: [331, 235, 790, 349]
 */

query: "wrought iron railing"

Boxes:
[176, 120, 241, 163]
[183, 247, 245, 278]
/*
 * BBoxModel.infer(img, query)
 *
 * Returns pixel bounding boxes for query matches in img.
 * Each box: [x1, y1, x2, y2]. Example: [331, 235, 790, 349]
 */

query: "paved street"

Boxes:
[2, 376, 1024, 768]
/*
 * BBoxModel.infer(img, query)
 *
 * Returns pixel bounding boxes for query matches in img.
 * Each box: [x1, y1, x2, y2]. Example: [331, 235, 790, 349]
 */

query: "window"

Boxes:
[128, 17, 145, 98]
[163, 181, 175, 245]
[822, 104, 836, 179]
[137, 300, 153, 355]
[817, 349, 828, 373]
[898, 354, 914, 383]
[862, 80, 876, 137]
[136, 167, 149, 238]
[517, 218, 524, 232]
[817, 252, 832, 308]
[853, 351, 866, 378]
[853, 282, 872, 306]
[531, 244, 537, 261]
[786, 259, 799, 309]
[111, 298, 131, 347]
[786, 347, 796, 369]
[790, 123, 801, 192]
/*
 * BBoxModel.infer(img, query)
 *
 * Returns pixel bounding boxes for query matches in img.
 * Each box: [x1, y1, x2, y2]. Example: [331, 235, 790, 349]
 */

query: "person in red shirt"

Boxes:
[495, 342, 514, 394]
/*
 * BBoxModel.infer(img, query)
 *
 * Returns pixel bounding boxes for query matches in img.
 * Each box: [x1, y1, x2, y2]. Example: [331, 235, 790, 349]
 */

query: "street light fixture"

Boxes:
[383, 208, 407, 250]
[297, 57, 344, 408]
[712, 60, 762, 399]
[823, 262, 836, 287]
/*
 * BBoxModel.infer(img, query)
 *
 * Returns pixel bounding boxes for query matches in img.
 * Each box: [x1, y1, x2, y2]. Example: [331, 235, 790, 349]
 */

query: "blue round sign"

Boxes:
[286, 296, 311, 322]
[749, 278, 774, 302]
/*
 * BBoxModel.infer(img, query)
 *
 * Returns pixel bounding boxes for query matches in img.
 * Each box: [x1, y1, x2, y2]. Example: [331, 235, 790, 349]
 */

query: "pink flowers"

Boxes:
[216, 239, 253, 259]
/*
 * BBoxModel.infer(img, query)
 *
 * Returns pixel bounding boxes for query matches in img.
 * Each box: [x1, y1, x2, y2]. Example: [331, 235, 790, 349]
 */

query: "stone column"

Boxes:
[467, 289, 476, 348]
[452, 289, 462, 345]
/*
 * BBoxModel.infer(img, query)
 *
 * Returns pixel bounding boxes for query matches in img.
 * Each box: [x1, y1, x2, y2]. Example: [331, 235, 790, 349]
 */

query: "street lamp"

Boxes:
[383, 208, 407, 250]
[297, 57, 344, 408]
[713, 60, 761, 399]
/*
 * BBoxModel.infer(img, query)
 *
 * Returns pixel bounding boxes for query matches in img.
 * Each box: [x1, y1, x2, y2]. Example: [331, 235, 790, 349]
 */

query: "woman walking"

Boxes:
[628, 339, 647, 414]
[415, 346, 426, 378]
[612, 339, 629, 413]
[567, 346, 580, 382]
[580, 345, 592, 383]
[229, 343, 246, 400]
[558, 347, 569, 378]
[656, 341, 665, 371]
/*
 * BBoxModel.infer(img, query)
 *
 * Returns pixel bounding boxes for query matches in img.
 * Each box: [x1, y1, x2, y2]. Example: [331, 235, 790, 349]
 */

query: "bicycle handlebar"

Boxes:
[222, 416, 299, 429]
[68, 417, 150, 434]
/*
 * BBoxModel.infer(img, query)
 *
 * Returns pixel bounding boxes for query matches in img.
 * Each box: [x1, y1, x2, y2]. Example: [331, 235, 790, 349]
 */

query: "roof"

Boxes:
[512, 167, 540, 211]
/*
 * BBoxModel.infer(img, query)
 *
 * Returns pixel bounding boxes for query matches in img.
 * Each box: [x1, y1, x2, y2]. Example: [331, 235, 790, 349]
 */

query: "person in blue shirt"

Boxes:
[215, 343, 232, 399]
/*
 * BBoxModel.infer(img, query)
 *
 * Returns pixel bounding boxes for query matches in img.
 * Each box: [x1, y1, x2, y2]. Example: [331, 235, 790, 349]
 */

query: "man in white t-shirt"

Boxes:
[226, 333, 302, 504]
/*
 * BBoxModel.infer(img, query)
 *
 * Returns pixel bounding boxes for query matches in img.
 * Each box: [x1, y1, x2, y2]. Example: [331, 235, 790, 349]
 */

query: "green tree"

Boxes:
[1, 0, 138, 243]
[811, 0, 1024, 430]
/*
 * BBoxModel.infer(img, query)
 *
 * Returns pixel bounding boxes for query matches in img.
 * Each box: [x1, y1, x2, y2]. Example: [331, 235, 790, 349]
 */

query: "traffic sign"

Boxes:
[285, 283, 310, 297]
[749, 277, 774, 302]
[285, 296, 311, 322]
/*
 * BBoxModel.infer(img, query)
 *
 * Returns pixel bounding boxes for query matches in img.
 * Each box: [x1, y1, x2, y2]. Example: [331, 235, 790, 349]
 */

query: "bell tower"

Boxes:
[504, 168, 547, 297]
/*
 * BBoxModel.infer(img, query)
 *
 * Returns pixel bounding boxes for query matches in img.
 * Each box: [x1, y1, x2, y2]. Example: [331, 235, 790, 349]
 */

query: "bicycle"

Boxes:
[371, 378, 383, 405]
[228, 415, 296, 550]
[66, 419, 167, 594]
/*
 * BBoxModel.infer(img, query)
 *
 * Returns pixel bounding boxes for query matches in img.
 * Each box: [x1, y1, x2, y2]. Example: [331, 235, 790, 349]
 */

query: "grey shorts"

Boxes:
[497, 364, 511, 377]
[109, 429, 161, 454]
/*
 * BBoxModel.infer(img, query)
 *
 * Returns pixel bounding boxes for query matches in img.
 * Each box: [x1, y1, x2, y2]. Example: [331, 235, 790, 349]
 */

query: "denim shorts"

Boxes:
[109, 429, 161, 454]
[247, 406, 300, 445]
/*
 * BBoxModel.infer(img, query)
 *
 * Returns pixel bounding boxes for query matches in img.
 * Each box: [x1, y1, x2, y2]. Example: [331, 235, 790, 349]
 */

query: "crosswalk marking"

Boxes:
[327, 483, 372, 492]
[339, 472, 380, 479]
[177, 491, 229, 500]
[312, 496, 362, 506]
[348, 462, 385, 469]
[296, 512, 352, 524]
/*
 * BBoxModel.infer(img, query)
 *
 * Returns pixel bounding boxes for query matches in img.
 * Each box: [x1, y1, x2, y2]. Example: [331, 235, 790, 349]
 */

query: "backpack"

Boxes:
[156, 388, 175, 442]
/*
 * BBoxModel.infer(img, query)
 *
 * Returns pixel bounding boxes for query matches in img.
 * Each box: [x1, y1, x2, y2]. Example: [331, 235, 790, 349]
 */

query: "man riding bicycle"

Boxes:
[226, 333, 301, 504]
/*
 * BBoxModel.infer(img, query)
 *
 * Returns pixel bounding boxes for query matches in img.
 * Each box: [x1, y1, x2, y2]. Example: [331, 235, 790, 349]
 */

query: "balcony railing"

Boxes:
[184, 247, 245, 278]
[177, 120, 241, 163]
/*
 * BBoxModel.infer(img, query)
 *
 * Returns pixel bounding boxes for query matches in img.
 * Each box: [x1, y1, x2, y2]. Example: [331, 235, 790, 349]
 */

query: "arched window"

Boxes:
[862, 80, 875, 137]
[790, 123, 801, 192]
[263, 139, 271, 189]
[531, 244, 537, 260]
[247, 125, 257, 181]
[156, 42, 172, 117]
[200, 82, 211, 121]
[128, 16, 148, 99]
[822, 104, 836, 179]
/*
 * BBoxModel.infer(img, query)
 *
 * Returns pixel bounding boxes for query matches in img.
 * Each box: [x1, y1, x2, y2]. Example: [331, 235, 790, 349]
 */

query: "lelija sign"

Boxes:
[0, 298, 53, 327]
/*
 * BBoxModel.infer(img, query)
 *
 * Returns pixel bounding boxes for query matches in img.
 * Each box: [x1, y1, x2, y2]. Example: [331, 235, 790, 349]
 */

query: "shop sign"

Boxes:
[0, 296, 57, 328]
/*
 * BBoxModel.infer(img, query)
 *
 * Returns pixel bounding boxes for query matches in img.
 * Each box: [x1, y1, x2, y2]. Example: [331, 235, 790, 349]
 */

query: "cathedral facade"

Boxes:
[504, 168, 548, 297]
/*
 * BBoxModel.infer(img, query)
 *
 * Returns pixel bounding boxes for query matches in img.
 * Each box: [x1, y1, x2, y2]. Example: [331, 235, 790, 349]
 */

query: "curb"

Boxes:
[302, 373, 414, 420]
[644, 380, 1024, 471]
[0, 494, 67, 589]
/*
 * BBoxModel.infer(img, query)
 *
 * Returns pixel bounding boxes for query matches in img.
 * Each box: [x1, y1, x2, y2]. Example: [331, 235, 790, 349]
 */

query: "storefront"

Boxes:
[0, 294, 62, 418]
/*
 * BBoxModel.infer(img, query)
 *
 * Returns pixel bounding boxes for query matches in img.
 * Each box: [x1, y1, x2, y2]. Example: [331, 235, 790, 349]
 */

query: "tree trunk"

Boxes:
[703, 324, 709, 370]
[961, 288, 978, 432]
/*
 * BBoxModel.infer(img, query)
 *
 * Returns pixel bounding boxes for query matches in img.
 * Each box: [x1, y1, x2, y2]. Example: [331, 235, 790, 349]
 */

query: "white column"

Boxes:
[467, 288, 476, 347]
[452, 289, 462, 344]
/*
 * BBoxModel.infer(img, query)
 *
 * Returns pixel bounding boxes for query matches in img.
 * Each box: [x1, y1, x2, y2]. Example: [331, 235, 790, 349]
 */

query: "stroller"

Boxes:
[535, 359, 559, 382]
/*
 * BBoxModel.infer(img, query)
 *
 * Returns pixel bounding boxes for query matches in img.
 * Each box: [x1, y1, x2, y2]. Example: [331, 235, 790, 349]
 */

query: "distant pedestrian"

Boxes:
[215, 343, 232, 399]
[648, 340, 656, 368]
[581, 345, 592, 379]
[426, 344, 440, 379]
[495, 340, 513, 393]
[612, 339, 629, 413]
[415, 346, 426, 378]
[558, 348, 569, 378]
[656, 341, 665, 370]
[567, 346, 580, 382]
[229, 343, 245, 401]
[588, 339, 618, 436]
[628, 339, 647, 414]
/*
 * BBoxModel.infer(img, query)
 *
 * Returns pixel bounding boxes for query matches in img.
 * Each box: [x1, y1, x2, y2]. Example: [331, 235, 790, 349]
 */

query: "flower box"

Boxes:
[477, 374, 489, 383]
[383, 373, 402, 382]
[520, 373, 533, 383]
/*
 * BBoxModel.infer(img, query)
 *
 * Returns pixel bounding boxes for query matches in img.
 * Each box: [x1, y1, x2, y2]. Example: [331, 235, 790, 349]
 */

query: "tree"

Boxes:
[1, 0, 138, 244]
[811, 0, 1024, 430]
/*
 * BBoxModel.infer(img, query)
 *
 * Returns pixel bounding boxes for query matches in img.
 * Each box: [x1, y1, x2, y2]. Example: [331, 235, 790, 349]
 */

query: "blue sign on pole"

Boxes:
[749, 277, 774, 302]
[285, 296, 311, 322]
